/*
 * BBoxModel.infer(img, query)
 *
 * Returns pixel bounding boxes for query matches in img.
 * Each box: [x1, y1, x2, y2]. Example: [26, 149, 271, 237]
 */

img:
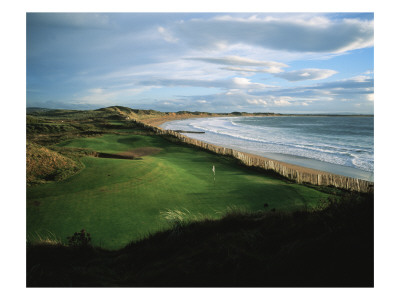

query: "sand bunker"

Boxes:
[95, 147, 161, 160]
[118, 147, 161, 158]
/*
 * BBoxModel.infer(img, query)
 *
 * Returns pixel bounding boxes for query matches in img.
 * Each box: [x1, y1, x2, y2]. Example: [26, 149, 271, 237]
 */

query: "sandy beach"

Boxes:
[140, 114, 374, 186]
[140, 113, 220, 127]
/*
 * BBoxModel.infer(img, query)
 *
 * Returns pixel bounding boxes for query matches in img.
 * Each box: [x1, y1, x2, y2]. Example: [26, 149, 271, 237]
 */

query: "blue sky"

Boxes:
[26, 12, 374, 113]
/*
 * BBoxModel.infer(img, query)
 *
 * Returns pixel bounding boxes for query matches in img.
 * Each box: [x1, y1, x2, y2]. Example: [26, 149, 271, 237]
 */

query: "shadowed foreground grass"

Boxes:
[27, 192, 373, 287]
[27, 134, 331, 249]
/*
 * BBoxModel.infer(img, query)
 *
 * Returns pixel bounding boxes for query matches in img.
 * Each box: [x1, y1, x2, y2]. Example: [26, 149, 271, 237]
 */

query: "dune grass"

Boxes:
[27, 133, 332, 249]
[26, 142, 81, 185]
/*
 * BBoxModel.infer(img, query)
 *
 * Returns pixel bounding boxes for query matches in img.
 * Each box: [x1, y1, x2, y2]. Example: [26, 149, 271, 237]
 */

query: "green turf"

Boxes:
[27, 134, 331, 249]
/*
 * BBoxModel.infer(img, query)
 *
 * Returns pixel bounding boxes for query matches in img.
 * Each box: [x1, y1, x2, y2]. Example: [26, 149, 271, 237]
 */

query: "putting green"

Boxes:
[27, 134, 330, 249]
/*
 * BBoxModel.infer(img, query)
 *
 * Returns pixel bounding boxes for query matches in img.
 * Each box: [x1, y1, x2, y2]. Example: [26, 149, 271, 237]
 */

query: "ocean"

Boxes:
[161, 116, 374, 181]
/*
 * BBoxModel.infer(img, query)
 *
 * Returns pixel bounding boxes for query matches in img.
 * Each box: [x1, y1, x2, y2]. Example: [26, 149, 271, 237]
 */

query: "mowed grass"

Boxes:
[27, 134, 331, 249]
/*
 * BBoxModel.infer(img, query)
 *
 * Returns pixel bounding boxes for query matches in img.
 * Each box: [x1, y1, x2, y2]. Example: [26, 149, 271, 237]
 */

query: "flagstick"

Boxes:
[212, 165, 216, 186]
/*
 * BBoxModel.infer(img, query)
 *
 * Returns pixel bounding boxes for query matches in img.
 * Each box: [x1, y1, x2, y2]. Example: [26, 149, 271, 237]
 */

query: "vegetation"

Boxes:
[26, 142, 81, 185]
[67, 229, 92, 248]
[27, 133, 331, 249]
[26, 106, 374, 287]
[27, 192, 373, 287]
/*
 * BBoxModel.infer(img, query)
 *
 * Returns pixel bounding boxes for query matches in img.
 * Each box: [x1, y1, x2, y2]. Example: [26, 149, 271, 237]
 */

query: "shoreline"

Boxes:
[140, 113, 374, 127]
[137, 115, 373, 192]
[158, 116, 373, 181]
[139, 113, 222, 127]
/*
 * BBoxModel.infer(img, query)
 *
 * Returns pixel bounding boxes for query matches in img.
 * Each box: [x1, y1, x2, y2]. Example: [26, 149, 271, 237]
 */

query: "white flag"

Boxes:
[212, 165, 215, 175]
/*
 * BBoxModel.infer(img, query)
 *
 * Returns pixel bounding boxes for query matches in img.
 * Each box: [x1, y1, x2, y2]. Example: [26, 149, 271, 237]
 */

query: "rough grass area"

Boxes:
[26, 110, 150, 147]
[27, 193, 373, 287]
[27, 134, 332, 249]
[26, 142, 81, 185]
[26, 106, 373, 287]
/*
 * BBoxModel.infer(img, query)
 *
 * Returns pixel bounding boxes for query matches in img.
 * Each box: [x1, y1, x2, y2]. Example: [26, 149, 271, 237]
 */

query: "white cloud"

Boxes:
[26, 13, 374, 114]
[274, 100, 291, 106]
[243, 75, 373, 109]
[275, 69, 338, 81]
[187, 56, 287, 74]
[232, 77, 269, 89]
[221, 66, 284, 74]
[188, 56, 287, 68]
[73, 86, 154, 106]
[170, 15, 373, 53]
[101, 59, 231, 83]
[158, 26, 178, 43]
[350, 75, 371, 82]
[139, 77, 272, 90]
[74, 88, 118, 105]
[247, 99, 268, 106]
[272, 96, 293, 106]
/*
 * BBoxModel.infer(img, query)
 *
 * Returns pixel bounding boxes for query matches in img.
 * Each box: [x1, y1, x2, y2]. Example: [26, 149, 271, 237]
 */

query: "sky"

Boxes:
[4, 3, 400, 297]
[26, 12, 374, 114]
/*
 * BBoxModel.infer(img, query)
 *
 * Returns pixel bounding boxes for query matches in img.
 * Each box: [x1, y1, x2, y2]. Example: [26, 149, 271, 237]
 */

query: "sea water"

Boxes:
[161, 116, 374, 181]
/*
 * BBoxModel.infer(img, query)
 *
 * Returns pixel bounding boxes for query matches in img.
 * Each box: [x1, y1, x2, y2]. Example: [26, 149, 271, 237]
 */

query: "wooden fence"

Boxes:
[136, 121, 373, 193]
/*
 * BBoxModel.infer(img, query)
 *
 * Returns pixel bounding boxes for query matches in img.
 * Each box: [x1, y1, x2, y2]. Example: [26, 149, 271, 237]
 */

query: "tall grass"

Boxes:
[160, 208, 217, 238]
[159, 206, 254, 238]
[26, 192, 373, 287]
[27, 231, 63, 247]
[221, 205, 250, 216]
[160, 208, 214, 226]
[160, 206, 252, 228]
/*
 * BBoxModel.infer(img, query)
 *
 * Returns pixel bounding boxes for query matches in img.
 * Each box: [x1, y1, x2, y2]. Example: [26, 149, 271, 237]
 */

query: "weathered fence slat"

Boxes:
[136, 121, 373, 193]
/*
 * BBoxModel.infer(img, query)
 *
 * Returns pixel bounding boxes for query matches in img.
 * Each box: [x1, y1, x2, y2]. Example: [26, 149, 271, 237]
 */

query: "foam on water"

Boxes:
[162, 116, 374, 181]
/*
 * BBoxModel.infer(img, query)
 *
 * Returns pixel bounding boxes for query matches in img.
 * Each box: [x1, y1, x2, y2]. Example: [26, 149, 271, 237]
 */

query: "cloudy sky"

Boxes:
[26, 12, 374, 113]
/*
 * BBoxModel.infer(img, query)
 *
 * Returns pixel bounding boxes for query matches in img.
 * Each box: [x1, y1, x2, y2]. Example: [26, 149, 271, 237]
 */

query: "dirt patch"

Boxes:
[118, 147, 161, 158]
[94, 147, 161, 160]
[95, 152, 137, 160]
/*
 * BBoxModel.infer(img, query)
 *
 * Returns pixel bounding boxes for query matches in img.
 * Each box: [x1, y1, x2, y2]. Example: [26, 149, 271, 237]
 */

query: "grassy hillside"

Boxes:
[27, 192, 373, 287]
[26, 106, 373, 287]
[26, 105, 277, 123]
[27, 133, 332, 249]
[26, 142, 81, 185]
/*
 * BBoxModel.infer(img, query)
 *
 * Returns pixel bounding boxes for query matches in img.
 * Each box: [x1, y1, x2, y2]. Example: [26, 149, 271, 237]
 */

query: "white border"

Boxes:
[2, 1, 399, 299]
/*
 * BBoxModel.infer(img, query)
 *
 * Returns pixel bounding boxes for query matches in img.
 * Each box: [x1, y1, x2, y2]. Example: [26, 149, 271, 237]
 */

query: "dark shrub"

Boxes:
[67, 229, 91, 248]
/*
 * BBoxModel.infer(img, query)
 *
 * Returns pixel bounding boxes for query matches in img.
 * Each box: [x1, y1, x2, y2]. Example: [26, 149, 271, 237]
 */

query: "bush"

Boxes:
[67, 229, 92, 248]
